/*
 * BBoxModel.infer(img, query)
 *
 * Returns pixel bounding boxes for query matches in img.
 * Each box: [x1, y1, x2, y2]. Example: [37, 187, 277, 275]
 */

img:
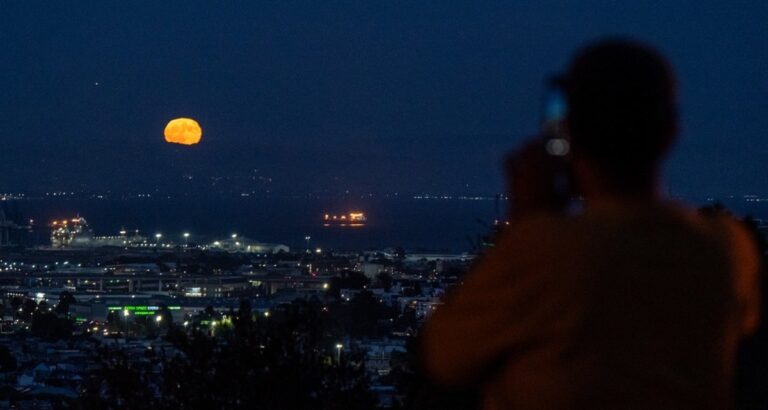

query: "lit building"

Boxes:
[208, 236, 289, 254]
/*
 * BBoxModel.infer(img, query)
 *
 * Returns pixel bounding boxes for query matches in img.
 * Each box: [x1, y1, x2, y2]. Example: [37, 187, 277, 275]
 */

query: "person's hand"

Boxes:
[504, 138, 571, 219]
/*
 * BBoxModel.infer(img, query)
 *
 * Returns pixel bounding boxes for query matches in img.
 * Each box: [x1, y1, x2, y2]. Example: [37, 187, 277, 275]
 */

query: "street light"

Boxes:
[155, 315, 162, 323]
[335, 343, 343, 364]
[231, 233, 237, 239]
[123, 309, 130, 334]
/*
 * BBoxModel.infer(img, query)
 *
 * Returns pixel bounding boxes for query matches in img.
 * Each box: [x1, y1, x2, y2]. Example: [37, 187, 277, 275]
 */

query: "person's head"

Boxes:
[563, 38, 678, 196]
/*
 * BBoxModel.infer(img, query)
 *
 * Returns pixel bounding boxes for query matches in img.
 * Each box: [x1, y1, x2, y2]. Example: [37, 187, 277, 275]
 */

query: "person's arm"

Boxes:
[726, 219, 761, 335]
[420, 218, 553, 386]
[420, 138, 571, 386]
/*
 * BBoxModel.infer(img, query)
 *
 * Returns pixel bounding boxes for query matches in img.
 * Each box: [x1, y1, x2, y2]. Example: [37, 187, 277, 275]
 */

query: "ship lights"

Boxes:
[322, 212, 367, 227]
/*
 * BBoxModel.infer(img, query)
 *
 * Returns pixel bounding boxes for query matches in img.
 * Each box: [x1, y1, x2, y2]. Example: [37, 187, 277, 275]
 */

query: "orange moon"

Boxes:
[164, 118, 202, 145]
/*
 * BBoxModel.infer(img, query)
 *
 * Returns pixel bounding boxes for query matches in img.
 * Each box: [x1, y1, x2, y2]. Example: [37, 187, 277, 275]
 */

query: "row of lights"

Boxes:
[149, 232, 238, 240]
[116, 311, 343, 360]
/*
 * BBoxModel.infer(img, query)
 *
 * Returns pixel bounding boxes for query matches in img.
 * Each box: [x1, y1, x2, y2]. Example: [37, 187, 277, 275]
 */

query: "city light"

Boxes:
[183, 232, 190, 238]
[156, 315, 162, 323]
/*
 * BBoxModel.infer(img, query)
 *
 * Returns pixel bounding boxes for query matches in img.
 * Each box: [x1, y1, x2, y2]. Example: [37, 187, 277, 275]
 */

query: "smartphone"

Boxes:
[541, 78, 570, 156]
[540, 77, 574, 209]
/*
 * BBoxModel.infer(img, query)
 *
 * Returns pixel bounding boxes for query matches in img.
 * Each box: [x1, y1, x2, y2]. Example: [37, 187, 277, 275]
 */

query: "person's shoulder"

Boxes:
[662, 201, 759, 257]
[497, 212, 570, 245]
[674, 202, 748, 236]
[555, 200, 722, 244]
[487, 212, 578, 263]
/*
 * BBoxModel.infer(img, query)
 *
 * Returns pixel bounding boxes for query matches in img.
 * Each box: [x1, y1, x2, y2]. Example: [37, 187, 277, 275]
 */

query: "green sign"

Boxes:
[107, 305, 181, 312]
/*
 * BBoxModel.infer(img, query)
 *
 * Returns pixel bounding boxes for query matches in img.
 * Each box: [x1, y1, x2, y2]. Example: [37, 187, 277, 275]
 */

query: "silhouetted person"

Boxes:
[421, 39, 760, 409]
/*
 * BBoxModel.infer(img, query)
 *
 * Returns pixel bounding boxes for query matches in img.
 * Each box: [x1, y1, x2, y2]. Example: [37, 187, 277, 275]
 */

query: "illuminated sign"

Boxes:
[107, 305, 181, 315]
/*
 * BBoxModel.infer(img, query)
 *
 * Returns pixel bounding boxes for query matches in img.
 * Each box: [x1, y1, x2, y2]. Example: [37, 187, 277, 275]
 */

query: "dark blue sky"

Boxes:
[1, 1, 766, 197]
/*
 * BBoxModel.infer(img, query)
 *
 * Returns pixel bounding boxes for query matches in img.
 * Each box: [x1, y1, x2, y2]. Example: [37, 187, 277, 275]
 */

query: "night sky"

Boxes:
[1, 1, 766, 198]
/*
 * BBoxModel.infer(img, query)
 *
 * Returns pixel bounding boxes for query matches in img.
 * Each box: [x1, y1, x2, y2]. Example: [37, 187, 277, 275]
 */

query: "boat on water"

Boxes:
[50, 217, 146, 248]
[323, 212, 367, 227]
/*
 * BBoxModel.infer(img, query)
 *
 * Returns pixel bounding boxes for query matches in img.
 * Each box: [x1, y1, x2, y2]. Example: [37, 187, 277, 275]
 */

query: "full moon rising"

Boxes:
[164, 118, 202, 145]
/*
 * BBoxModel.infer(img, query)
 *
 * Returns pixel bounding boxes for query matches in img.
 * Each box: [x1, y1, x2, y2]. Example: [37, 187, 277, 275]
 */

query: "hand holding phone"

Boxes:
[504, 77, 574, 218]
[505, 140, 570, 218]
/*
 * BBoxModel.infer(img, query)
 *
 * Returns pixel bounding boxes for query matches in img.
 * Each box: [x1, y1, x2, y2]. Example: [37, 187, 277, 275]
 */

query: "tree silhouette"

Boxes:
[20, 298, 37, 321]
[147, 299, 377, 409]
[0, 345, 17, 372]
[56, 291, 77, 317]
[375, 272, 394, 291]
[31, 310, 72, 339]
